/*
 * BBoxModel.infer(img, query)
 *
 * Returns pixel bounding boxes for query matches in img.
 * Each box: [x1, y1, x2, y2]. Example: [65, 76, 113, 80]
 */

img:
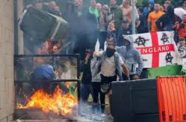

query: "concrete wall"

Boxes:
[0, 0, 14, 122]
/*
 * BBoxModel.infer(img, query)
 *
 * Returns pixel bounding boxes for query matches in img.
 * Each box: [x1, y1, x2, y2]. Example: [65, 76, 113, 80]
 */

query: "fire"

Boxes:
[17, 85, 77, 116]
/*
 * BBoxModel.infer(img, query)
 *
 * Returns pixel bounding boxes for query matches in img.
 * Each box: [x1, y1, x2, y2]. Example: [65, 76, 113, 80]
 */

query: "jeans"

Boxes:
[92, 82, 104, 113]
[80, 83, 92, 102]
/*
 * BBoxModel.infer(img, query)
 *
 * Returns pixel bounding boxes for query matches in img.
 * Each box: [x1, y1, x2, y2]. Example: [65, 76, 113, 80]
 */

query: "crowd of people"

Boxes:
[22, 0, 186, 117]
[66, 0, 186, 116]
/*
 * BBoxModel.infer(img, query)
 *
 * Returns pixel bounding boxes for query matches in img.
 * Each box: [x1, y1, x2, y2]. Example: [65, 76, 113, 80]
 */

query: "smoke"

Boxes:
[78, 101, 107, 121]
[16, 1, 113, 120]
[18, 0, 101, 55]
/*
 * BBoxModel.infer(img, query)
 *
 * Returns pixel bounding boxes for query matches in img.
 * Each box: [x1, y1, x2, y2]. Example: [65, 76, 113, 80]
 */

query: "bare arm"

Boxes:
[121, 63, 129, 78]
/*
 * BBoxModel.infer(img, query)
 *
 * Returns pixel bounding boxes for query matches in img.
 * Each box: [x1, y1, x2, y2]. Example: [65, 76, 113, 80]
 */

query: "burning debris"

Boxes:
[16, 85, 113, 122]
[17, 85, 77, 116]
[19, 5, 69, 54]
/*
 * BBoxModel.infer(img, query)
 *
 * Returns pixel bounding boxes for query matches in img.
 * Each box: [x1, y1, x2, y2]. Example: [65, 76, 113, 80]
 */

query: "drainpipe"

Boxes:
[14, 0, 18, 54]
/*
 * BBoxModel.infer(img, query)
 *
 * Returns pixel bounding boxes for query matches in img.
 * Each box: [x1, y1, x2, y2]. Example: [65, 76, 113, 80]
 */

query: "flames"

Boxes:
[17, 85, 77, 116]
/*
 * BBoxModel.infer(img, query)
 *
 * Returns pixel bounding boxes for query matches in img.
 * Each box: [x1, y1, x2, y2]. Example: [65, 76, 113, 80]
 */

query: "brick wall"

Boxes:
[0, 0, 14, 121]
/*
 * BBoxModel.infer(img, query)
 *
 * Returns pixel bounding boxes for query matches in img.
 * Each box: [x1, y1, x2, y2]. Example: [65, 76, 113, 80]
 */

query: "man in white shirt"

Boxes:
[93, 37, 129, 114]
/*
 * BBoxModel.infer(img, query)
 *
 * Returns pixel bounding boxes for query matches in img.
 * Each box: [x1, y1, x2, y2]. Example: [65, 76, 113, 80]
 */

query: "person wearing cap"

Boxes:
[116, 35, 144, 80]
[92, 37, 129, 115]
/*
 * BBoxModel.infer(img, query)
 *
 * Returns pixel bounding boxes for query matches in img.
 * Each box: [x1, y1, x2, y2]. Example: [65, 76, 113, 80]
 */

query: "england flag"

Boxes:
[127, 31, 178, 68]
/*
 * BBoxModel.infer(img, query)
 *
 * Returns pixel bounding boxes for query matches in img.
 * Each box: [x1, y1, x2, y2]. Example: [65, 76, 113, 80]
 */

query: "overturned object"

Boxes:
[19, 7, 69, 44]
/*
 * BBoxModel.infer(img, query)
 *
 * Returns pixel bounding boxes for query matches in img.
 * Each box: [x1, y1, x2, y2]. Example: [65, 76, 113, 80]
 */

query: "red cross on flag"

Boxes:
[130, 31, 177, 68]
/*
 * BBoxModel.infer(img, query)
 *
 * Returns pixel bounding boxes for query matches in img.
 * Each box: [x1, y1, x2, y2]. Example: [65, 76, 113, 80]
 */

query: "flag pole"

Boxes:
[131, 0, 136, 34]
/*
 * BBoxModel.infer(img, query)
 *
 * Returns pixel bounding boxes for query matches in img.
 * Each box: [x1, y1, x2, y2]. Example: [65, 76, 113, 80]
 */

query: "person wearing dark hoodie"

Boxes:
[156, 5, 181, 31]
[80, 49, 93, 103]
[116, 35, 144, 80]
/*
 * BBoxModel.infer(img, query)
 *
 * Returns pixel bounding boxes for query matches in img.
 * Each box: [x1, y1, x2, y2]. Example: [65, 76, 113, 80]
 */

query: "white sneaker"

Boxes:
[101, 113, 106, 117]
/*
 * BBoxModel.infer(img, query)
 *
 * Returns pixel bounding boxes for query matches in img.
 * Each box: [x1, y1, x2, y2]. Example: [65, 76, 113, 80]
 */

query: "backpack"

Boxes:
[90, 57, 101, 82]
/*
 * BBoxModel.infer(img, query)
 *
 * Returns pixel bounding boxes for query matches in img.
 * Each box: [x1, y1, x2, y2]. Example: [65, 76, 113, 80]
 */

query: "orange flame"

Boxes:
[17, 85, 77, 116]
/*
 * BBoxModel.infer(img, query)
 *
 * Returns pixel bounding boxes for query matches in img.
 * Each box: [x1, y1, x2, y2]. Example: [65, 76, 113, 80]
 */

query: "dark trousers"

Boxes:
[92, 82, 105, 113]
[95, 75, 116, 113]
[80, 83, 92, 102]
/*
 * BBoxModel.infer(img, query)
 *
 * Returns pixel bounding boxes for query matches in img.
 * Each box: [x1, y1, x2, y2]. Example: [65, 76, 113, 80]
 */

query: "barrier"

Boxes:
[157, 76, 186, 122]
[148, 65, 182, 78]
[112, 76, 186, 122]
[111, 79, 159, 122]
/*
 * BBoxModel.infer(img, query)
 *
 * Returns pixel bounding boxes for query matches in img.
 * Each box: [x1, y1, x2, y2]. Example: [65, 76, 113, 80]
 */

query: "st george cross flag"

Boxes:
[127, 31, 177, 68]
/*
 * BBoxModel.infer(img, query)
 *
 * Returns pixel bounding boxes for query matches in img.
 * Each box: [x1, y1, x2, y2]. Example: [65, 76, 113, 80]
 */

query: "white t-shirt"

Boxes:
[101, 55, 124, 77]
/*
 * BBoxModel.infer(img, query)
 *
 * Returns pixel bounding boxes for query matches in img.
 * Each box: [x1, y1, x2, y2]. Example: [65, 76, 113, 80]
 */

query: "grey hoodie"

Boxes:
[91, 51, 123, 81]
[116, 35, 144, 75]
